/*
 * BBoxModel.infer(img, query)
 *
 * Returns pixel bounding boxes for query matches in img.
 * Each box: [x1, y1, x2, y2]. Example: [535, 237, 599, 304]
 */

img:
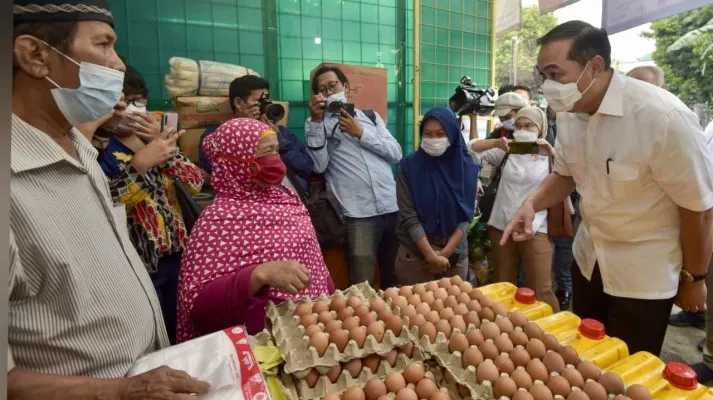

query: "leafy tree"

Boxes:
[643, 5, 713, 104]
[495, 6, 559, 89]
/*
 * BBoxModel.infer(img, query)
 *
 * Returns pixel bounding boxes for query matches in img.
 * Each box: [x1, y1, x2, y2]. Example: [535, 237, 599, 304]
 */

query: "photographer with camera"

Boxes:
[198, 75, 313, 193]
[306, 66, 403, 288]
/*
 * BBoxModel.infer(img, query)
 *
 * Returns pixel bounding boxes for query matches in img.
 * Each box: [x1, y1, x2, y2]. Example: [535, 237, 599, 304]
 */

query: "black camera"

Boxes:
[448, 76, 496, 116]
[258, 92, 285, 122]
[326, 99, 355, 117]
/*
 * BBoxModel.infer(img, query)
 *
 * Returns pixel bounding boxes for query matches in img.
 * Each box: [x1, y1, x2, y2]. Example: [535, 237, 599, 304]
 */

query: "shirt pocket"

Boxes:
[604, 161, 641, 200]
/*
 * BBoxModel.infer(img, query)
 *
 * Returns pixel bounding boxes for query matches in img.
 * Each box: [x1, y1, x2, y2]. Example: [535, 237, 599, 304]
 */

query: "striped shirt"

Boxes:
[9, 114, 169, 378]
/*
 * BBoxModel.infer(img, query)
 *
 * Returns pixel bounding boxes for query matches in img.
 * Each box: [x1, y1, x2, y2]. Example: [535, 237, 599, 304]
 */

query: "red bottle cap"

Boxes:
[663, 361, 698, 390]
[578, 318, 606, 340]
[515, 287, 536, 304]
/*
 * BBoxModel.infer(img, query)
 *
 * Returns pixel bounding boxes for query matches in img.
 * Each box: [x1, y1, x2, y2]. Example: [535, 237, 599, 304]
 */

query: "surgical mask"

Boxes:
[420, 137, 450, 157]
[42, 41, 125, 126]
[513, 130, 538, 142]
[254, 154, 287, 186]
[325, 91, 347, 114]
[125, 103, 147, 114]
[541, 61, 596, 113]
[501, 119, 515, 131]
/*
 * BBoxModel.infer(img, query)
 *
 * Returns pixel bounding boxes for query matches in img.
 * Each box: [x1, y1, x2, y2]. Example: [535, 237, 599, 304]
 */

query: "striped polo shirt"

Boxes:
[9, 114, 169, 378]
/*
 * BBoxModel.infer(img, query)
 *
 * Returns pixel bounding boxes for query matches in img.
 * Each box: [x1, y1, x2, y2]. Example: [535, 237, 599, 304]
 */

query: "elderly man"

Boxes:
[10, 1, 208, 398]
[626, 65, 667, 89]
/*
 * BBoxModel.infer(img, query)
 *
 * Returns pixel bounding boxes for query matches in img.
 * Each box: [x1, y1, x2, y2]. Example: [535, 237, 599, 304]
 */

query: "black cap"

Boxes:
[14, 1, 114, 27]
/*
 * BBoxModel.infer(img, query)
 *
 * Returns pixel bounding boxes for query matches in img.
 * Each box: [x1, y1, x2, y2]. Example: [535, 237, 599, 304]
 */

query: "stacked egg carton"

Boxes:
[267, 282, 428, 400]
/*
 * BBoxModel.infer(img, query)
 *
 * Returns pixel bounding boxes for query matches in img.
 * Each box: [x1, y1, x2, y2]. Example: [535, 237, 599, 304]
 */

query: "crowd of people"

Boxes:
[8, 0, 713, 398]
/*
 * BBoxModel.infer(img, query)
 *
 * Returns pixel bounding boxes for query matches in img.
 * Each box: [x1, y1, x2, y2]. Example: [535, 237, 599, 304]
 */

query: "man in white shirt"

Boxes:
[626, 65, 667, 89]
[501, 21, 713, 355]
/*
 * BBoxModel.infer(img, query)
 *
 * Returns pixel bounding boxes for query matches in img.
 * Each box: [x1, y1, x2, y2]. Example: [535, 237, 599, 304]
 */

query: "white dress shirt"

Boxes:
[553, 73, 713, 300]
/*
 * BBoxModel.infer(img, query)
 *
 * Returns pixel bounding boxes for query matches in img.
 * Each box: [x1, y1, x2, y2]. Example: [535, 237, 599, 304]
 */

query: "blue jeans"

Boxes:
[552, 236, 574, 294]
[345, 212, 398, 288]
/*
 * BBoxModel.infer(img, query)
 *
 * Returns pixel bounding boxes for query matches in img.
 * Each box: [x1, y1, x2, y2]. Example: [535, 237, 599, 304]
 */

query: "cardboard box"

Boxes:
[176, 97, 290, 130]
[179, 128, 205, 163]
[310, 63, 388, 122]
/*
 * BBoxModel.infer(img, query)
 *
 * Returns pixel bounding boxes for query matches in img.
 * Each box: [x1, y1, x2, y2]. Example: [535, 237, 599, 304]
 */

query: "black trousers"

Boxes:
[572, 262, 674, 356]
[150, 252, 182, 345]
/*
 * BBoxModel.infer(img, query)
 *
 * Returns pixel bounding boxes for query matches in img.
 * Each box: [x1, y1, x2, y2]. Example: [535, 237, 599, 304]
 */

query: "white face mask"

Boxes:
[125, 103, 147, 114]
[420, 137, 450, 157]
[513, 130, 538, 142]
[42, 41, 125, 126]
[541, 61, 596, 113]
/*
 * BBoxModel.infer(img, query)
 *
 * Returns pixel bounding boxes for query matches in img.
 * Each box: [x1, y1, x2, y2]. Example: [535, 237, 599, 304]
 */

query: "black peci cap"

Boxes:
[14, 1, 114, 27]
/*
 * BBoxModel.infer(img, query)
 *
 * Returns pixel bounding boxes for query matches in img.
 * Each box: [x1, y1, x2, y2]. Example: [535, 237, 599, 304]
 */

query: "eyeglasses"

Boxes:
[127, 98, 148, 107]
[514, 123, 538, 130]
[318, 81, 341, 96]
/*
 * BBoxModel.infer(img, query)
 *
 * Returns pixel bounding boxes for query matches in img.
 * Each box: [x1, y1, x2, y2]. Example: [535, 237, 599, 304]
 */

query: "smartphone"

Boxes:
[508, 141, 539, 155]
[344, 103, 356, 117]
[162, 112, 179, 131]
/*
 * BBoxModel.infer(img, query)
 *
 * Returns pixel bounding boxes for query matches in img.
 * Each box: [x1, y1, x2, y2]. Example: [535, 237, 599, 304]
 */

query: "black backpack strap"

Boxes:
[362, 109, 378, 126]
[490, 152, 510, 186]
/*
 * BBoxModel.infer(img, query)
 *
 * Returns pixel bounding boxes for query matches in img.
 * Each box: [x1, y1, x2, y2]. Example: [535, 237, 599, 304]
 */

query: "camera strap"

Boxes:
[307, 121, 339, 151]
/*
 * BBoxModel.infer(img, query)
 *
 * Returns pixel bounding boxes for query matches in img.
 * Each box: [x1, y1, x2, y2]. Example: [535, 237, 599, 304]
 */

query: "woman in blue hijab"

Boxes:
[395, 107, 481, 284]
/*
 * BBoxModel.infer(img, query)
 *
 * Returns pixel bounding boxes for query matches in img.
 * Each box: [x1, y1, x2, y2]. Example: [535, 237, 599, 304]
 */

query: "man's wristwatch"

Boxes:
[680, 269, 708, 283]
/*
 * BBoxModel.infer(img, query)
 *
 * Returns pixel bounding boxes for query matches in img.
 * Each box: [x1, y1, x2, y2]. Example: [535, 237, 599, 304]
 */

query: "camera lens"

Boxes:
[264, 103, 285, 122]
[326, 100, 343, 114]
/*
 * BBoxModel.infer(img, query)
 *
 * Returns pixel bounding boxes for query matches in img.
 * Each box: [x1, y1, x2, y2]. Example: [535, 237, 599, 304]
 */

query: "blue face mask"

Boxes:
[42, 41, 125, 127]
[502, 118, 516, 131]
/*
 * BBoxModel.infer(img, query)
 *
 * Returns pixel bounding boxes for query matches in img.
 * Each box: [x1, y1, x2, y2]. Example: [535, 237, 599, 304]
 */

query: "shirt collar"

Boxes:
[11, 114, 99, 174]
[595, 72, 624, 117]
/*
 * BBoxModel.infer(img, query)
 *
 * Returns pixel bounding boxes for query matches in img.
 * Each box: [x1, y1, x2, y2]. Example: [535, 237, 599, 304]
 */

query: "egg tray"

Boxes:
[249, 329, 276, 347]
[283, 347, 430, 400]
[436, 362, 493, 400]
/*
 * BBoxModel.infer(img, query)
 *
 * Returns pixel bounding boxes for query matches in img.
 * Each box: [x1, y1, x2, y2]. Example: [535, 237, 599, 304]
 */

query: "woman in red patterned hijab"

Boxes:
[177, 118, 334, 340]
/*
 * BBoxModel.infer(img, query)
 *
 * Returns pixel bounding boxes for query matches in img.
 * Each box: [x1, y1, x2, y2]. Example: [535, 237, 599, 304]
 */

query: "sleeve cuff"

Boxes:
[408, 225, 427, 243]
[359, 125, 376, 144]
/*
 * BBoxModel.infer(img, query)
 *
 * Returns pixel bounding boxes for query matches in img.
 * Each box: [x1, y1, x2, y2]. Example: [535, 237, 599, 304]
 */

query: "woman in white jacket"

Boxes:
[470, 106, 559, 311]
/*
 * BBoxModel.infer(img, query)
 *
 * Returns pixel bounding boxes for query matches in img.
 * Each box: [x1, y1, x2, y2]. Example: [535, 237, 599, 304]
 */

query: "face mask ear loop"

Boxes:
[45, 76, 61, 89]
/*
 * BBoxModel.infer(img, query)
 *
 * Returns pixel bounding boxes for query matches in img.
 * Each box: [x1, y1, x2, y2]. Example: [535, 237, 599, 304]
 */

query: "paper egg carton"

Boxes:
[249, 329, 275, 347]
[284, 347, 430, 400]
[435, 361, 493, 400]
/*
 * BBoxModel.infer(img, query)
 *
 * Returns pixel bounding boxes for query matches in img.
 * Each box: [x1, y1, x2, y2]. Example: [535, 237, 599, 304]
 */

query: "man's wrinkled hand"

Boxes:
[118, 366, 210, 400]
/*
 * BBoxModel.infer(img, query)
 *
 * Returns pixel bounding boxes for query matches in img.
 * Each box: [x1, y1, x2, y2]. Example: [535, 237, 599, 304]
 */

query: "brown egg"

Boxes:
[492, 302, 508, 317]
[305, 324, 322, 338]
[416, 379, 438, 400]
[439, 307, 455, 321]
[425, 311, 440, 325]
[296, 303, 313, 317]
[386, 314, 403, 336]
[310, 332, 329, 356]
[457, 292, 472, 304]
[543, 351, 566, 374]
[560, 345, 580, 366]
[509, 311, 529, 328]
[324, 394, 342, 400]
[360, 311, 378, 327]
[513, 390, 536, 400]
[510, 328, 530, 347]
[542, 334, 561, 352]
[495, 353, 515, 375]
[378, 307, 393, 322]
[420, 321, 437, 342]
[426, 281, 439, 292]
[599, 372, 625, 395]
[433, 288, 449, 301]
[548, 375, 572, 397]
[435, 319, 452, 338]
[582, 381, 607, 400]
[393, 296, 408, 311]
[449, 332, 470, 354]
[447, 285, 462, 297]
[482, 321, 502, 341]
[457, 384, 470, 398]
[367, 321, 386, 343]
[480, 296, 495, 308]
[467, 299, 483, 312]
[625, 384, 652, 400]
[399, 286, 413, 297]
[338, 307, 355, 321]
[403, 362, 426, 383]
[511, 345, 532, 367]
[354, 304, 370, 319]
[384, 371, 407, 393]
[569, 390, 592, 400]
[527, 338, 547, 360]
[479, 340, 500, 360]
[463, 346, 485, 368]
[369, 297, 386, 313]
[495, 333, 515, 354]
[526, 358, 549, 383]
[512, 366, 534, 389]
[300, 313, 318, 327]
[400, 341, 415, 358]
[327, 364, 342, 383]
[359, 354, 378, 374]
[325, 319, 343, 334]
[476, 359, 500, 383]
[459, 280, 473, 292]
[344, 387, 366, 400]
[396, 388, 418, 400]
[314, 299, 330, 314]
[430, 390, 451, 400]
[331, 329, 350, 351]
[444, 296, 459, 309]
[438, 277, 452, 289]
[524, 321, 544, 340]
[495, 375, 519, 398]
[402, 304, 418, 320]
[421, 291, 436, 305]
[413, 284, 428, 297]
[431, 299, 445, 313]
[384, 287, 400, 301]
[343, 316, 361, 331]
[496, 317, 515, 334]
[305, 368, 320, 388]
[469, 288, 485, 300]
[410, 314, 426, 328]
[349, 326, 367, 348]
[343, 359, 363, 378]
[529, 383, 553, 400]
[453, 303, 469, 317]
[451, 275, 464, 285]
[464, 311, 481, 328]
[364, 379, 388, 400]
[576, 361, 601, 381]
[561, 366, 585, 388]
[479, 306, 496, 322]
[450, 315, 467, 334]
[467, 329, 485, 346]
[386, 349, 398, 366]
[407, 294, 422, 307]
[347, 296, 363, 309]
